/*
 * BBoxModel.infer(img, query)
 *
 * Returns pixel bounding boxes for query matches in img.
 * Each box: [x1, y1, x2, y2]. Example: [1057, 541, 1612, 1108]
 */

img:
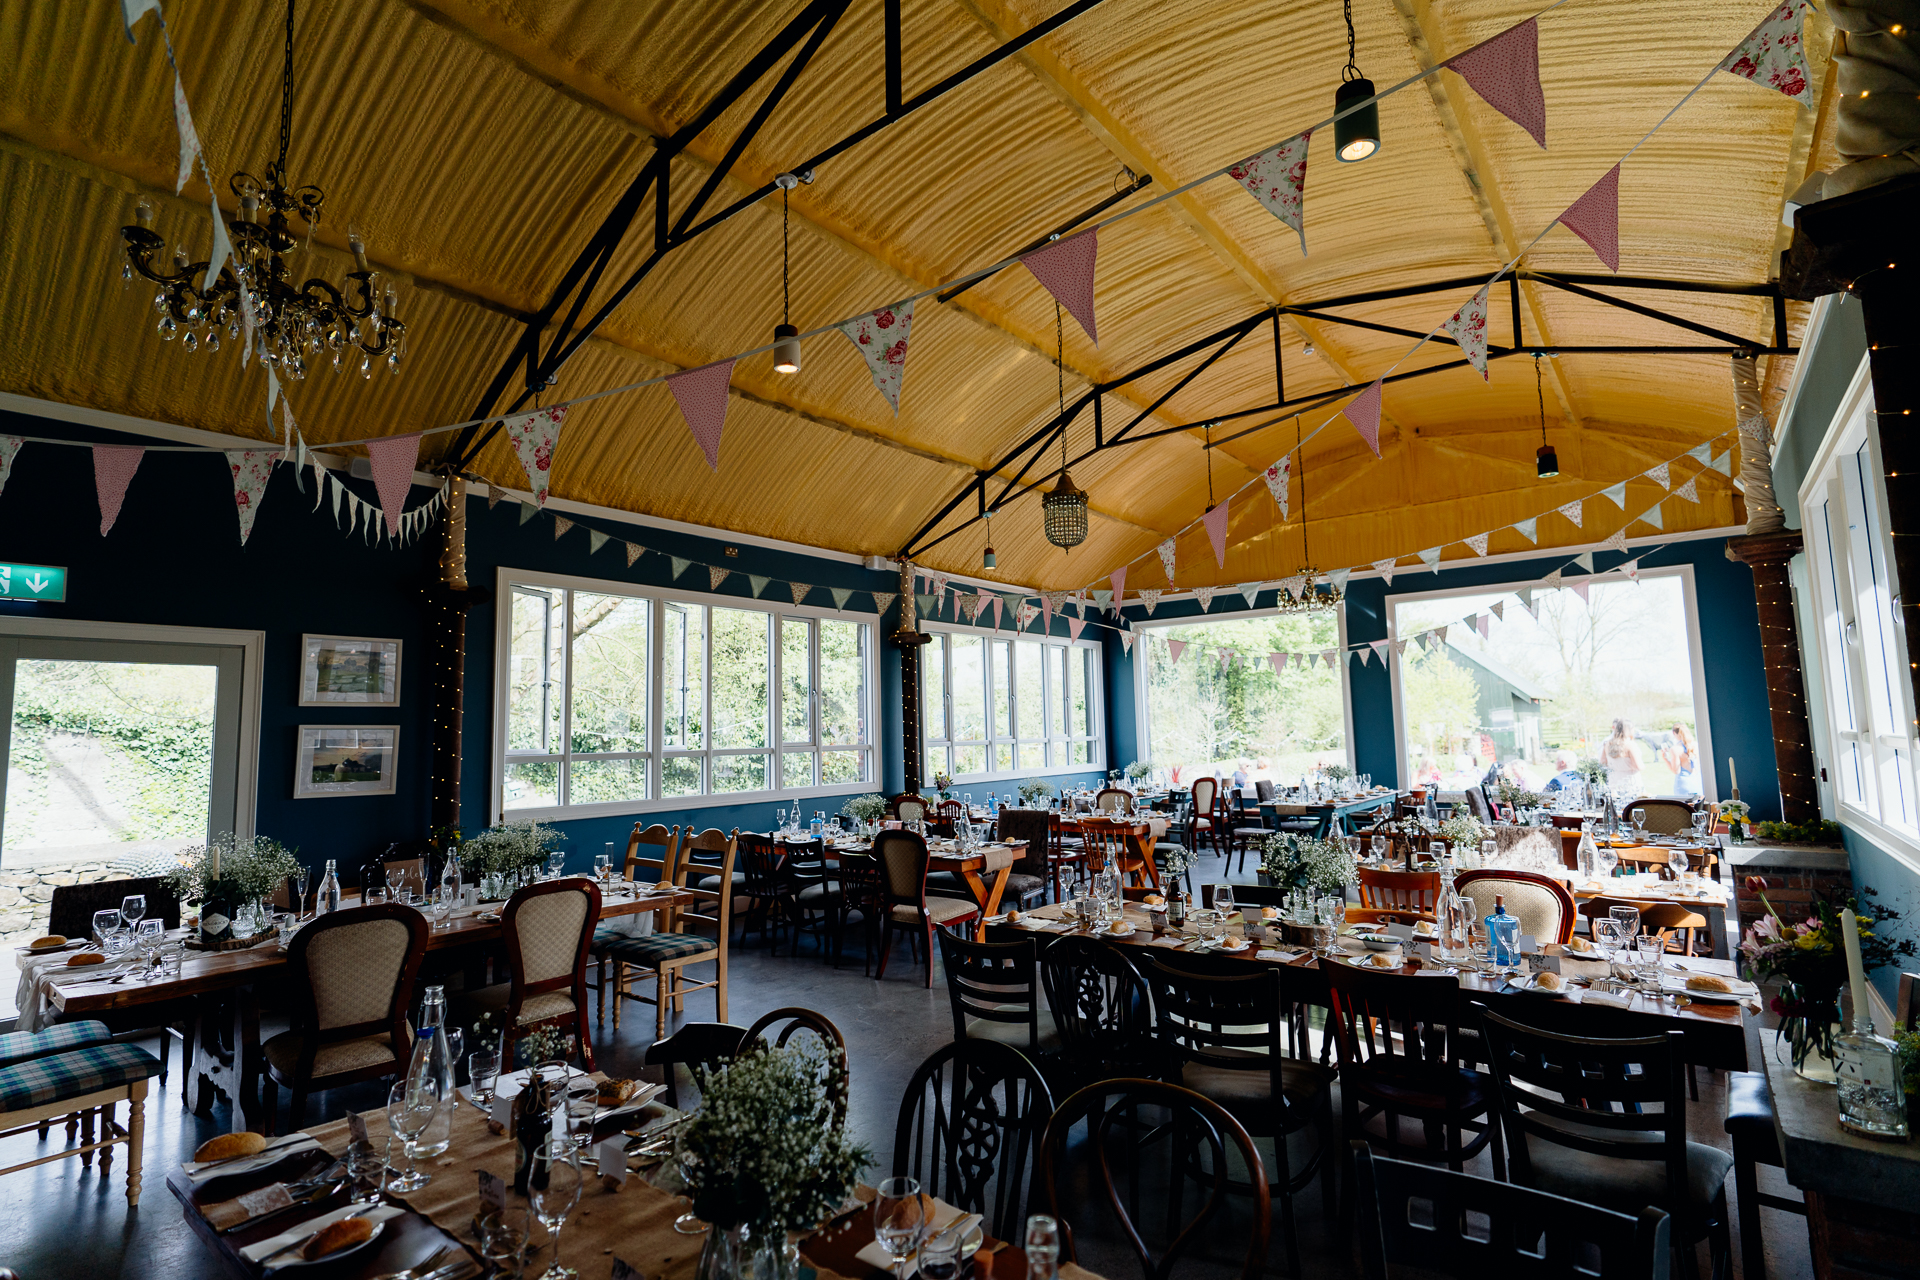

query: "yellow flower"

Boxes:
[1793, 932, 1830, 952]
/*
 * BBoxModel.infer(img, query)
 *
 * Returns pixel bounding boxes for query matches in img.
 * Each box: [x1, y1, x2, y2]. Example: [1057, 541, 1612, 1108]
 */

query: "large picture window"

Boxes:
[493, 569, 874, 819]
[1136, 609, 1349, 786]
[921, 625, 1103, 781]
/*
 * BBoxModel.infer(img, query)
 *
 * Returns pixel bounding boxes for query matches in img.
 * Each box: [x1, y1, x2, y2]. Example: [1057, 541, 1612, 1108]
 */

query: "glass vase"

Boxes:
[695, 1223, 747, 1280]
[1774, 982, 1842, 1084]
[747, 1230, 801, 1280]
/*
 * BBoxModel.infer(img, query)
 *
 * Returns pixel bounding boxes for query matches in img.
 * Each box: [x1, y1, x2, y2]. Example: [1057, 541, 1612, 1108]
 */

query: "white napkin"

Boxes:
[855, 1202, 974, 1276]
[12, 952, 137, 1034]
[1012, 918, 1071, 932]
[1577, 990, 1634, 1009]
[184, 1133, 327, 1184]
[241, 1202, 405, 1265]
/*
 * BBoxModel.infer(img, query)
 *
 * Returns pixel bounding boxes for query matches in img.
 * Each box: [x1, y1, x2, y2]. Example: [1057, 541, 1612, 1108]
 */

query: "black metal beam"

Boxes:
[1529, 272, 1766, 349]
[884, 0, 902, 117]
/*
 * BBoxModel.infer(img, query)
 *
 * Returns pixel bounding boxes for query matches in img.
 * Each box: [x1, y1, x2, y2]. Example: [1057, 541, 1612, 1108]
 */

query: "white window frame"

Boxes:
[490, 567, 878, 822]
[1130, 602, 1356, 773]
[920, 620, 1105, 783]
[1800, 357, 1920, 870]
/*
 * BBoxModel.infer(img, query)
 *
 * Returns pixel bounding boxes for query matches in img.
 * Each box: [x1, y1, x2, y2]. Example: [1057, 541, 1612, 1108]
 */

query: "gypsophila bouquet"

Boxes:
[1259, 832, 1356, 896]
[519, 1025, 575, 1068]
[1322, 763, 1354, 783]
[166, 833, 301, 904]
[682, 1044, 872, 1236]
[1437, 812, 1490, 852]
[1018, 778, 1057, 805]
[841, 794, 888, 823]
[1126, 760, 1152, 781]
[1159, 842, 1196, 884]
[465, 820, 563, 877]
[1576, 757, 1608, 787]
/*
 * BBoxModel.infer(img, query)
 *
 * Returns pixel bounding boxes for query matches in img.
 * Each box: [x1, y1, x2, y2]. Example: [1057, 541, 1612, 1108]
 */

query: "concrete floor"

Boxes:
[0, 847, 1817, 1278]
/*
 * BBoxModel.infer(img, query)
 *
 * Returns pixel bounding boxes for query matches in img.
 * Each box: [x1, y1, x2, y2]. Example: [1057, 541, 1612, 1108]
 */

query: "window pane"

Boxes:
[567, 757, 648, 805]
[569, 593, 648, 755]
[1069, 648, 1090, 737]
[1048, 646, 1067, 738]
[953, 635, 986, 740]
[662, 754, 702, 798]
[782, 617, 812, 743]
[822, 749, 867, 785]
[991, 641, 1012, 738]
[503, 759, 559, 810]
[994, 743, 1013, 772]
[1019, 742, 1045, 770]
[923, 636, 948, 741]
[711, 608, 770, 749]
[712, 753, 768, 793]
[954, 744, 986, 776]
[1016, 640, 1044, 739]
[663, 603, 706, 750]
[1073, 740, 1091, 765]
[782, 750, 816, 788]
[507, 586, 565, 753]
[821, 621, 868, 745]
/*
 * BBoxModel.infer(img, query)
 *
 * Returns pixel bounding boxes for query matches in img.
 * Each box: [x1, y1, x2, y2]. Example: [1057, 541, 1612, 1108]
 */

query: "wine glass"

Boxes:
[546, 851, 565, 880]
[385, 1078, 437, 1192]
[120, 894, 146, 933]
[530, 1138, 584, 1280]
[1608, 905, 1641, 958]
[387, 866, 407, 903]
[1668, 846, 1691, 883]
[1370, 834, 1388, 863]
[294, 866, 310, 919]
[1691, 809, 1710, 841]
[1213, 883, 1235, 923]
[1629, 808, 1647, 841]
[874, 1176, 928, 1280]
[775, 808, 788, 836]
[92, 908, 122, 950]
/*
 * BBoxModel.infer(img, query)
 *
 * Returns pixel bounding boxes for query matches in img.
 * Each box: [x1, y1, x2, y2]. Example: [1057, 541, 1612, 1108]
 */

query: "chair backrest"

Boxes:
[1352, 1145, 1670, 1280]
[287, 902, 428, 1055]
[1583, 896, 1706, 942]
[644, 1021, 749, 1110]
[1078, 819, 1134, 875]
[1356, 867, 1442, 914]
[1037, 935, 1156, 1072]
[994, 808, 1052, 877]
[1453, 869, 1575, 944]
[673, 829, 738, 939]
[894, 1039, 1054, 1244]
[936, 799, 968, 822]
[1095, 787, 1134, 814]
[1627, 797, 1696, 835]
[783, 838, 827, 885]
[624, 822, 679, 885]
[935, 932, 1041, 1045]
[1254, 778, 1276, 803]
[1039, 1080, 1270, 1280]
[1476, 1005, 1691, 1210]
[743, 1006, 846, 1056]
[1464, 787, 1492, 823]
[48, 875, 182, 938]
[872, 828, 931, 908]
[1191, 776, 1218, 816]
[503, 877, 600, 1004]
[1322, 958, 1467, 1075]
[1143, 953, 1306, 1078]
[889, 793, 930, 822]
[737, 833, 787, 894]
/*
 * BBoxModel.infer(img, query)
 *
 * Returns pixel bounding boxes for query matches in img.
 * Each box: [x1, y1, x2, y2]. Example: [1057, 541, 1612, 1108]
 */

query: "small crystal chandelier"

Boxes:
[120, 0, 407, 378]
[1278, 416, 1342, 613]
[1041, 304, 1089, 550]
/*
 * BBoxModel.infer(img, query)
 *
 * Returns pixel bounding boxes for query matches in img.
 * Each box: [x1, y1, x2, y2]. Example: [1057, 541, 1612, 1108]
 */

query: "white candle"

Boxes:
[1728, 756, 1737, 794]
[1841, 908, 1873, 1034]
[210, 847, 220, 881]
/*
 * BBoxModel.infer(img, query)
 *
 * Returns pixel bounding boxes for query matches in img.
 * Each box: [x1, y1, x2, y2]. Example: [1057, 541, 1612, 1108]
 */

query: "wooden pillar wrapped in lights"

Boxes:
[425, 475, 489, 832]
[891, 557, 930, 796]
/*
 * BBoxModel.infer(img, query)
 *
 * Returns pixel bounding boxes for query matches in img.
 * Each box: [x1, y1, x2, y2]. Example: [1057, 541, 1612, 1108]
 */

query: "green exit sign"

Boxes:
[0, 562, 66, 602]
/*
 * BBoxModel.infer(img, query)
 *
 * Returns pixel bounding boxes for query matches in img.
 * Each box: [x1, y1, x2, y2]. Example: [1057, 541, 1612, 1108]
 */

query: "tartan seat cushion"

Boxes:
[264, 1031, 404, 1080]
[0, 1042, 159, 1112]
[598, 931, 718, 966]
[0, 1020, 114, 1069]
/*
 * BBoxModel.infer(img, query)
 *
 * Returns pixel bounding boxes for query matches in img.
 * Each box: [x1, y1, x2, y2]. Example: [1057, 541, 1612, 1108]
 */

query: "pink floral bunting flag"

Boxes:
[1022, 230, 1099, 343]
[669, 359, 736, 470]
[1194, 586, 1217, 612]
[1674, 476, 1699, 502]
[1157, 537, 1176, 584]
[226, 449, 276, 544]
[1342, 379, 1384, 457]
[1624, 559, 1641, 581]
[1167, 639, 1186, 665]
[1263, 455, 1291, 519]
[1227, 131, 1311, 254]
[172, 73, 202, 194]
[838, 300, 915, 412]
[626, 542, 644, 566]
[791, 583, 812, 606]
[1372, 557, 1396, 585]
[872, 590, 897, 618]
[1109, 566, 1127, 611]
[1447, 18, 1546, 147]
[1119, 630, 1135, 654]
[709, 566, 730, 591]
[1558, 165, 1621, 272]
[1441, 287, 1491, 379]
[1557, 499, 1583, 529]
[1601, 527, 1629, 553]
[1491, 601, 1505, 622]
[1465, 532, 1490, 557]
[1648, 461, 1670, 489]
[1203, 499, 1230, 568]
[503, 406, 567, 505]
[552, 516, 574, 541]
[365, 433, 421, 536]
[1138, 589, 1162, 616]
[1720, 0, 1814, 108]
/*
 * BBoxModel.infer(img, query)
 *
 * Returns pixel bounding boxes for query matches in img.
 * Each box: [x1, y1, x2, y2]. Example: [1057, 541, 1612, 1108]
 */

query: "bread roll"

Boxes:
[194, 1131, 269, 1163]
[1567, 936, 1594, 953]
[303, 1216, 375, 1259]
[1685, 974, 1733, 994]
[1106, 920, 1130, 935]
[30, 935, 65, 949]
[1004, 910, 1022, 924]
[1143, 894, 1165, 907]
[1261, 906, 1282, 920]
[1534, 971, 1565, 991]
[66, 952, 105, 967]
[597, 1077, 638, 1104]
[1367, 952, 1397, 968]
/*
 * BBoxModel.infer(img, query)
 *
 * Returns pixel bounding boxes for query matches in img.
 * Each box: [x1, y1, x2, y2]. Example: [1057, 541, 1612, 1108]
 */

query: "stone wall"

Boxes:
[0, 856, 150, 947]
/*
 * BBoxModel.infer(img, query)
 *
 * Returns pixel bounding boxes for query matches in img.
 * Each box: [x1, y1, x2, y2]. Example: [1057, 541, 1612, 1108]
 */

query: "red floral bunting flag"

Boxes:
[226, 449, 276, 544]
[626, 542, 644, 566]
[838, 300, 915, 412]
[709, 566, 730, 590]
[791, 583, 812, 606]
[1194, 586, 1217, 612]
[504, 406, 567, 505]
[1167, 639, 1186, 665]
[1447, 18, 1546, 148]
[1342, 379, 1384, 457]
[1109, 566, 1127, 611]
[1441, 286, 1491, 379]
[365, 433, 421, 536]
[552, 516, 573, 541]
[1372, 557, 1396, 585]
[1648, 461, 1670, 489]
[1558, 165, 1621, 272]
[1263, 455, 1291, 519]
[1674, 476, 1700, 503]
[1600, 528, 1629, 553]
[1464, 532, 1490, 557]
[1021, 230, 1099, 343]
[668, 359, 736, 470]
[1119, 630, 1135, 654]
[1157, 537, 1176, 584]
[1227, 131, 1311, 254]
[1204, 499, 1230, 567]
[1720, 0, 1814, 108]
[1138, 589, 1161, 616]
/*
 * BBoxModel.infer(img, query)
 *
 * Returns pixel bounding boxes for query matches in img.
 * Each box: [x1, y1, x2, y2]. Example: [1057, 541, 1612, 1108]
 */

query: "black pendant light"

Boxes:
[1334, 0, 1380, 163]
[1534, 353, 1559, 478]
[772, 173, 801, 373]
[983, 507, 998, 569]
[1041, 304, 1090, 550]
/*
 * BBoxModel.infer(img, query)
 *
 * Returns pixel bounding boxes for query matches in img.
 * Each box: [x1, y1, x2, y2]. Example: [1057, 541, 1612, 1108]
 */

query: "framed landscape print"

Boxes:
[295, 725, 399, 798]
[300, 634, 402, 706]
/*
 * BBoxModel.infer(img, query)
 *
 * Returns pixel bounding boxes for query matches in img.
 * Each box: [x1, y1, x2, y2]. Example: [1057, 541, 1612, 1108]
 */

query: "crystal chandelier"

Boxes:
[1277, 417, 1341, 613]
[119, 0, 407, 378]
[1041, 304, 1089, 550]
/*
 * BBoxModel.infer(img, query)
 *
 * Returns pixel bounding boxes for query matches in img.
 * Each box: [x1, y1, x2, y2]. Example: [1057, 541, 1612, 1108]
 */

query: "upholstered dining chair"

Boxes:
[1453, 868, 1576, 945]
[1094, 787, 1134, 814]
[1627, 797, 1699, 835]
[262, 901, 429, 1132]
[600, 829, 737, 1035]
[889, 793, 931, 823]
[589, 822, 679, 1025]
[872, 828, 979, 987]
[460, 877, 601, 1070]
[1187, 776, 1224, 856]
[996, 807, 1068, 904]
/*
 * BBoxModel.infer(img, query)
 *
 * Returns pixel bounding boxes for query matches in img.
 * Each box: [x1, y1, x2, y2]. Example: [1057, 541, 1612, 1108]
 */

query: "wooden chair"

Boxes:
[1477, 1006, 1733, 1278]
[1453, 869, 1576, 945]
[935, 931, 1058, 1055]
[1356, 867, 1441, 916]
[1723, 1070, 1806, 1280]
[744, 1006, 846, 1056]
[888, 793, 931, 823]
[872, 829, 979, 987]
[263, 902, 429, 1131]
[1627, 797, 1699, 835]
[734, 832, 797, 950]
[599, 828, 736, 1036]
[589, 823, 679, 1025]
[0, 1041, 159, 1205]
[1093, 786, 1134, 814]
[1036, 934, 1160, 1094]
[1353, 1144, 1670, 1280]
[1616, 845, 1720, 881]
[1038, 1079, 1271, 1280]
[644, 1021, 748, 1110]
[1186, 776, 1224, 856]
[460, 877, 601, 1071]
[46, 878, 194, 1098]
[1080, 817, 1158, 890]
[998, 808, 1073, 903]
[895, 1039, 1054, 1245]
[1584, 895, 1710, 957]
[1345, 906, 1435, 928]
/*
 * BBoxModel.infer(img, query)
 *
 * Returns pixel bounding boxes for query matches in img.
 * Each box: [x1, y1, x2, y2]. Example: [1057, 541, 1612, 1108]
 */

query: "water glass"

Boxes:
[345, 1140, 386, 1204]
[92, 908, 122, 949]
[120, 894, 146, 930]
[479, 1203, 532, 1276]
[564, 1087, 598, 1151]
[1371, 835, 1388, 862]
[920, 1233, 962, 1280]
[1634, 933, 1665, 986]
[530, 1140, 584, 1280]
[274, 912, 296, 951]
[874, 1177, 928, 1280]
[1074, 897, 1097, 930]
[156, 942, 183, 979]
[468, 1049, 499, 1104]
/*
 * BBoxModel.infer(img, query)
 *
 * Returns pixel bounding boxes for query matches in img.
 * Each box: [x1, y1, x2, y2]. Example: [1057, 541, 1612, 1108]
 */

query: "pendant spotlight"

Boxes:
[772, 171, 807, 373]
[1334, 0, 1380, 162]
[1533, 353, 1559, 479]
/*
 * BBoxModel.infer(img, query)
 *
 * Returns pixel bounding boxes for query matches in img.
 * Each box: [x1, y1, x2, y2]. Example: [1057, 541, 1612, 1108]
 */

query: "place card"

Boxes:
[347, 1111, 369, 1145]
[1385, 922, 1415, 941]
[612, 1260, 645, 1280]
[596, 1137, 628, 1186]
[1517, 934, 1537, 954]
[204, 1182, 295, 1231]
[479, 1169, 507, 1212]
[490, 1088, 514, 1129]
[1534, 953, 1562, 975]
[1411, 942, 1434, 962]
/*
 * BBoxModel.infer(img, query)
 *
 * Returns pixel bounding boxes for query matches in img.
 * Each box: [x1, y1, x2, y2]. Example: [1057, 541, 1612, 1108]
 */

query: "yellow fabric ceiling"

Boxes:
[0, 0, 1834, 589]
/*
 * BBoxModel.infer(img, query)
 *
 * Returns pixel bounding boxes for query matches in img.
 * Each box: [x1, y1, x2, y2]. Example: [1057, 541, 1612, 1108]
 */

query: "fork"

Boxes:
[363, 1244, 458, 1280]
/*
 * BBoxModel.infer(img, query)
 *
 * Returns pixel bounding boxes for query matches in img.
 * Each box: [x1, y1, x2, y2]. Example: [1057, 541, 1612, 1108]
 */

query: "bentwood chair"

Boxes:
[894, 1039, 1054, 1245]
[644, 1021, 749, 1111]
[1353, 1145, 1671, 1280]
[590, 823, 678, 1025]
[888, 793, 931, 823]
[601, 828, 737, 1035]
[263, 902, 430, 1131]
[1453, 869, 1576, 945]
[1094, 787, 1135, 814]
[1035, 935, 1160, 1093]
[872, 828, 979, 987]
[460, 877, 601, 1070]
[1629, 797, 1699, 835]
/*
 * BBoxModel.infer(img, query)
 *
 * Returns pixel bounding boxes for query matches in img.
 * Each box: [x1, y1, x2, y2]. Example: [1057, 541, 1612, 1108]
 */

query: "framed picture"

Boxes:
[295, 725, 400, 798]
[300, 634, 402, 706]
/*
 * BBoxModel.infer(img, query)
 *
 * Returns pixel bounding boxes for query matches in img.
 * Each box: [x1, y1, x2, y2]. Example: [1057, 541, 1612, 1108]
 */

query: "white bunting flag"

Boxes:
[1119, 630, 1135, 654]
[1601, 481, 1627, 510]
[121, 0, 161, 42]
[0, 437, 21, 499]
[1637, 504, 1664, 531]
[1093, 589, 1112, 613]
[1370, 640, 1389, 663]
[1372, 557, 1397, 584]
[1157, 538, 1176, 584]
[1167, 639, 1186, 664]
[1194, 586, 1217, 612]
[671, 556, 693, 579]
[1688, 443, 1713, 465]
[519, 501, 539, 525]
[1239, 583, 1261, 608]
[1720, 0, 1816, 109]
[1513, 517, 1537, 544]
[172, 73, 201, 194]
[588, 529, 609, 554]
[1574, 552, 1595, 572]
[1263, 455, 1291, 519]
[1709, 451, 1732, 476]
[1328, 568, 1352, 593]
[831, 587, 853, 611]
[1416, 547, 1442, 572]
[1674, 476, 1699, 503]
[503, 406, 567, 505]
[1441, 286, 1491, 379]
[1648, 462, 1670, 489]
[1557, 499, 1583, 528]
[1465, 532, 1490, 557]
[838, 300, 914, 412]
[206, 189, 235, 295]
[749, 575, 772, 599]
[1228, 131, 1311, 254]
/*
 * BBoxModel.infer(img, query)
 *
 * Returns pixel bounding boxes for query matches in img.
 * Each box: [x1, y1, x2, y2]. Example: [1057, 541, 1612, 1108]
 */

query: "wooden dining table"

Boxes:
[47, 880, 695, 1135]
[1259, 788, 1403, 837]
[806, 834, 1025, 938]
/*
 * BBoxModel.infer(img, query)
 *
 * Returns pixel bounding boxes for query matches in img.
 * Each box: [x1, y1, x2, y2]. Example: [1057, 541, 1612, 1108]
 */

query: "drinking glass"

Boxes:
[431, 887, 452, 930]
[1026, 1215, 1061, 1274]
[1608, 905, 1641, 951]
[273, 913, 295, 951]
[92, 908, 122, 949]
[546, 852, 565, 879]
[776, 808, 788, 834]
[1213, 884, 1235, 921]
[1691, 810, 1710, 840]
[1346, 835, 1363, 863]
[874, 1177, 928, 1280]
[1668, 847, 1691, 880]
[1371, 835, 1388, 862]
[479, 1203, 532, 1276]
[387, 867, 407, 902]
[345, 1140, 387, 1204]
[156, 942, 183, 979]
[121, 894, 146, 931]
[920, 1233, 962, 1280]
[1634, 933, 1665, 987]
[385, 1079, 437, 1193]
[468, 1049, 499, 1105]
[563, 1086, 598, 1151]
[1629, 808, 1648, 841]
[530, 1139, 584, 1280]
[294, 866, 310, 919]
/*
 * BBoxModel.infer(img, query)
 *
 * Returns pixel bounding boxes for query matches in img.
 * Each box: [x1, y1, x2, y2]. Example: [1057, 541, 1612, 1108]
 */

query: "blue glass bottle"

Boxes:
[1484, 894, 1520, 966]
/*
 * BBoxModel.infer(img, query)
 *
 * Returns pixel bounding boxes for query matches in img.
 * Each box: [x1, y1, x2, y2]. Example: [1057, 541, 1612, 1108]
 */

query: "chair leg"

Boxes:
[924, 922, 936, 989]
[1733, 1140, 1768, 1280]
[125, 1084, 146, 1206]
[612, 961, 624, 1032]
[656, 968, 671, 1038]
[596, 955, 607, 1026]
[156, 1026, 170, 1082]
[875, 918, 895, 980]
[80, 1109, 96, 1167]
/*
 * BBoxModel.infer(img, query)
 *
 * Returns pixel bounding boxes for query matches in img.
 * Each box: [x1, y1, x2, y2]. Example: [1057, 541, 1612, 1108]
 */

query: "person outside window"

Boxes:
[1663, 724, 1702, 797]
[1543, 750, 1583, 792]
[1604, 719, 1644, 794]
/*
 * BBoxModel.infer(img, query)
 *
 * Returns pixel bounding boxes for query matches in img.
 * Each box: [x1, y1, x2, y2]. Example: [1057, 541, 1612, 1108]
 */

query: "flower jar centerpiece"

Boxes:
[1258, 832, 1355, 948]
[1125, 760, 1151, 789]
[1719, 799, 1752, 844]
[464, 820, 564, 900]
[679, 1043, 871, 1280]
[1740, 882, 1917, 1080]
[1436, 812, 1490, 864]
[1323, 762, 1354, 796]
[932, 773, 954, 802]
[840, 793, 887, 838]
[1017, 778, 1057, 808]
[167, 834, 302, 947]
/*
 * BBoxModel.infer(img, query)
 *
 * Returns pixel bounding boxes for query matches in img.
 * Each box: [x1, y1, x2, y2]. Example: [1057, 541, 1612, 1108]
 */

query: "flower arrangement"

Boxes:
[1259, 832, 1356, 896]
[1719, 799, 1752, 842]
[1494, 779, 1548, 812]
[1754, 818, 1843, 846]
[932, 772, 954, 798]
[681, 1043, 872, 1237]
[1159, 842, 1196, 884]
[840, 793, 888, 823]
[1322, 762, 1354, 783]
[1125, 760, 1151, 781]
[1437, 812, 1490, 852]
[1575, 757, 1608, 786]
[465, 820, 564, 878]
[1017, 778, 1057, 806]
[519, 1025, 575, 1068]
[166, 833, 302, 905]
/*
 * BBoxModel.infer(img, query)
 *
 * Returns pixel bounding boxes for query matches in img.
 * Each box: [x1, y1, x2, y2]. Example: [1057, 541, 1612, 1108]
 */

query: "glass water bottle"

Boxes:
[407, 985, 456, 1158]
[1484, 894, 1520, 966]
[316, 859, 341, 915]
[1835, 1006, 1911, 1140]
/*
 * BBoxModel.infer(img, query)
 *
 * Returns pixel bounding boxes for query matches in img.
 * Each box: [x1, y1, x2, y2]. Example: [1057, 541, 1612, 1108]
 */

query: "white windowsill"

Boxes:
[502, 779, 878, 825]
[1834, 801, 1920, 880]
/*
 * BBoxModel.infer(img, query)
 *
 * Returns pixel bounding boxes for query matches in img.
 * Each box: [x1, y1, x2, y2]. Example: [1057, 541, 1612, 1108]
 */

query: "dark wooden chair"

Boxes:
[457, 876, 601, 1071]
[872, 829, 978, 987]
[1353, 1144, 1671, 1280]
[261, 902, 429, 1132]
[1035, 934, 1161, 1094]
[935, 931, 1058, 1055]
[1038, 1079, 1271, 1280]
[732, 833, 796, 950]
[894, 1039, 1054, 1245]
[1723, 1070, 1805, 1280]
[1477, 1005, 1732, 1279]
[45, 878, 196, 1095]
[743, 1006, 846, 1056]
[643, 1021, 749, 1110]
[997, 807, 1070, 904]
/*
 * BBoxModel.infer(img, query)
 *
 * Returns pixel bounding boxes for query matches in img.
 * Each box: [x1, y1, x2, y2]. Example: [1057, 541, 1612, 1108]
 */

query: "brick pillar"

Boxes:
[891, 559, 930, 795]
[1725, 532, 1820, 825]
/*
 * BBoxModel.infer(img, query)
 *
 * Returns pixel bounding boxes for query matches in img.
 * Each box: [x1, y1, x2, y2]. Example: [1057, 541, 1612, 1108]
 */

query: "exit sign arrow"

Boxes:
[0, 562, 67, 603]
